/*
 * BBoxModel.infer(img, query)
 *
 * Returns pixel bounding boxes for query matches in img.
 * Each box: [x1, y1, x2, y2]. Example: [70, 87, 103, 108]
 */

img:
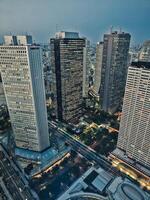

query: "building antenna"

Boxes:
[110, 26, 113, 34]
[119, 27, 122, 33]
[56, 24, 59, 32]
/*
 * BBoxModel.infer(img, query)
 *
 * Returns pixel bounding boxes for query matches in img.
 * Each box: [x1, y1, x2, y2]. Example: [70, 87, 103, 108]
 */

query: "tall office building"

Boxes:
[41, 44, 51, 103]
[117, 62, 150, 167]
[139, 40, 150, 62]
[83, 39, 90, 98]
[0, 74, 6, 106]
[50, 31, 85, 122]
[4, 35, 33, 45]
[4, 35, 18, 45]
[0, 35, 50, 152]
[128, 50, 139, 63]
[94, 42, 103, 94]
[109, 62, 150, 188]
[99, 31, 131, 113]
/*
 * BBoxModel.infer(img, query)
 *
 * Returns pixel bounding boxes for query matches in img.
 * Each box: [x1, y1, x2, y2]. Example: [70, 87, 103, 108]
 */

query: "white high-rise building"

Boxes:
[4, 35, 18, 45]
[109, 62, 150, 188]
[117, 61, 150, 167]
[0, 36, 50, 152]
[16, 35, 33, 45]
[83, 39, 90, 98]
[4, 35, 32, 45]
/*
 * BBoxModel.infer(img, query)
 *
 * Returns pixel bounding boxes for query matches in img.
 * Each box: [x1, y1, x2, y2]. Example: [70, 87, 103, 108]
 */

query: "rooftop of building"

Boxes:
[64, 192, 108, 200]
[108, 177, 150, 200]
[58, 166, 111, 200]
[15, 146, 58, 162]
[15, 144, 71, 177]
[112, 31, 129, 35]
[104, 30, 131, 37]
[58, 165, 150, 200]
[55, 31, 79, 39]
[0, 43, 40, 47]
[3, 35, 33, 45]
[142, 40, 150, 46]
[97, 41, 103, 45]
[131, 61, 150, 69]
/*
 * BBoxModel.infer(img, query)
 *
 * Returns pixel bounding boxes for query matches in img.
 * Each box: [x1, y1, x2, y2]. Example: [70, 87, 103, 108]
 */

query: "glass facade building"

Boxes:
[50, 32, 86, 122]
[95, 42, 103, 94]
[99, 31, 131, 113]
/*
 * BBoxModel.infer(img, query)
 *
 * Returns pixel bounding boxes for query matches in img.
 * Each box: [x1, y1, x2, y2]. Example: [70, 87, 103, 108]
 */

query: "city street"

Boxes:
[48, 121, 119, 175]
[0, 146, 37, 200]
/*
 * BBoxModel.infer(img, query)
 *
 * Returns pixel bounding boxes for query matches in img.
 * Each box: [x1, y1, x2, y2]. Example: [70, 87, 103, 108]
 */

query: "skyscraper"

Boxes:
[4, 35, 18, 45]
[0, 74, 6, 106]
[83, 39, 90, 98]
[110, 62, 150, 188]
[99, 31, 131, 113]
[41, 44, 51, 103]
[139, 40, 150, 62]
[50, 31, 85, 122]
[117, 61, 150, 167]
[4, 35, 33, 45]
[0, 35, 50, 152]
[94, 42, 103, 94]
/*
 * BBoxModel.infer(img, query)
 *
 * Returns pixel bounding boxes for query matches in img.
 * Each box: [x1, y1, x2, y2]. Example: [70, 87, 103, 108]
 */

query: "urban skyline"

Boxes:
[0, 1, 150, 199]
[0, 29, 150, 199]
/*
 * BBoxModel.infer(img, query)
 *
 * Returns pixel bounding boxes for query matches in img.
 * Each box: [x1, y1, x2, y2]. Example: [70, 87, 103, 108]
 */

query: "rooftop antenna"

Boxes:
[74, 25, 78, 31]
[110, 26, 113, 34]
[119, 27, 122, 33]
[56, 24, 59, 32]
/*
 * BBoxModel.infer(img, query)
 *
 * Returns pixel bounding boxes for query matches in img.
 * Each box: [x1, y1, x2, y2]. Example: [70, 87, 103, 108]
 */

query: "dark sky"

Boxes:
[0, 0, 150, 44]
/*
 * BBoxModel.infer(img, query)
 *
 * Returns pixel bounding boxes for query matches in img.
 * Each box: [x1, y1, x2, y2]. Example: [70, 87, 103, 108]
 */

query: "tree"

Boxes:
[95, 128, 103, 140]
[83, 132, 93, 146]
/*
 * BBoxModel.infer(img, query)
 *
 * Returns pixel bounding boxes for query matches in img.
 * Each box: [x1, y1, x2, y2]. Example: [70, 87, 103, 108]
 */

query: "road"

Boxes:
[48, 121, 119, 175]
[0, 145, 37, 200]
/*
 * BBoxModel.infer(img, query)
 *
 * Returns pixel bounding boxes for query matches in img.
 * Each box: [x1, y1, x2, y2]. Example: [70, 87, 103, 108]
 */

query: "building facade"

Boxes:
[99, 31, 131, 113]
[117, 62, 150, 167]
[94, 42, 103, 94]
[4, 35, 18, 45]
[139, 40, 150, 62]
[0, 75, 6, 106]
[83, 39, 91, 98]
[0, 36, 50, 152]
[41, 44, 52, 104]
[50, 32, 85, 122]
[4, 35, 32, 46]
